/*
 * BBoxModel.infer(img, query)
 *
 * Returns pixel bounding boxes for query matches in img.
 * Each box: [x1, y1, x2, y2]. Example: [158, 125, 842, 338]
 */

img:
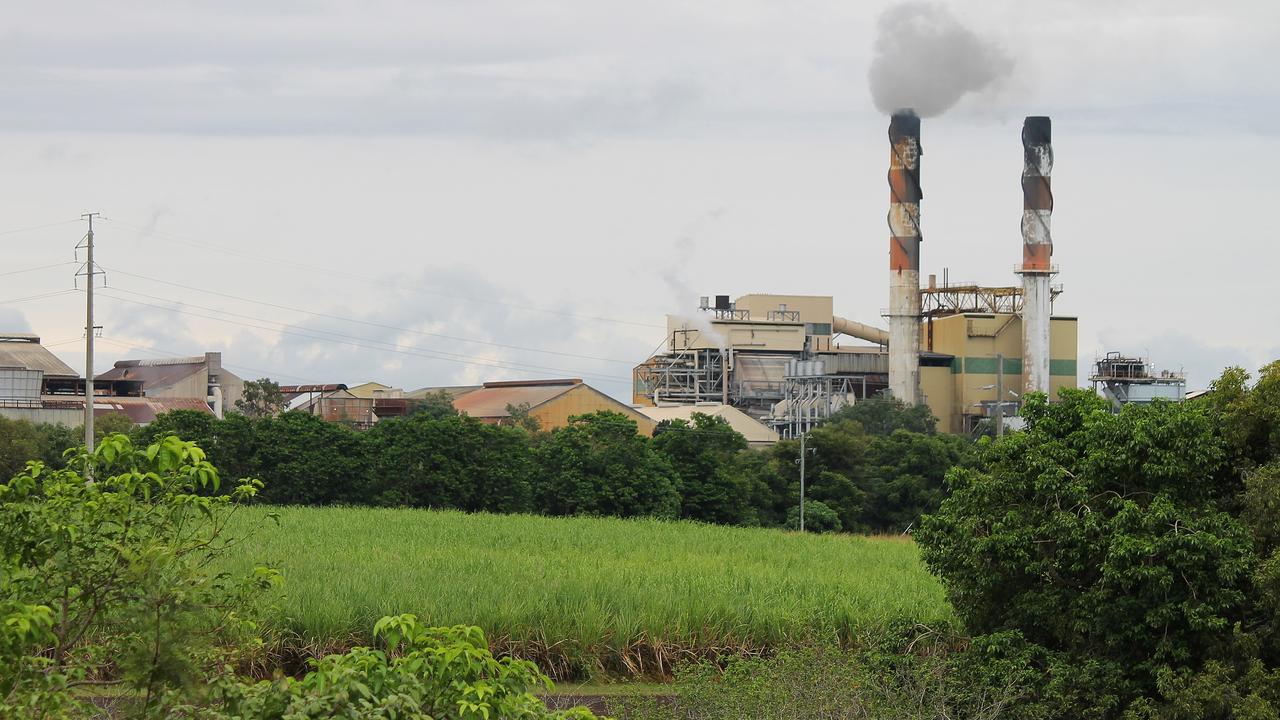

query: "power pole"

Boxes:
[995, 352, 1005, 439]
[78, 213, 101, 453]
[796, 432, 815, 532]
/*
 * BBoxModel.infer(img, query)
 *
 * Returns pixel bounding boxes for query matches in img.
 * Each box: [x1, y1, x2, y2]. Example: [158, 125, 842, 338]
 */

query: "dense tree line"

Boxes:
[917, 362, 1280, 718]
[0, 396, 969, 533]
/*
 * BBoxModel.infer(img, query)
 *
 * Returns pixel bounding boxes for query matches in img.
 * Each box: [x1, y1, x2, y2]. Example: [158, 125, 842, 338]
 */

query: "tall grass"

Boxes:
[222, 507, 951, 678]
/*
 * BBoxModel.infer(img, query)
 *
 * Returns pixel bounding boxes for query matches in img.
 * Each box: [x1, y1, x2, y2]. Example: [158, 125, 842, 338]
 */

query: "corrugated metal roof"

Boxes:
[96, 359, 205, 388]
[406, 385, 482, 400]
[639, 404, 780, 445]
[0, 337, 78, 378]
[36, 396, 214, 424]
[452, 382, 580, 418]
[279, 384, 348, 394]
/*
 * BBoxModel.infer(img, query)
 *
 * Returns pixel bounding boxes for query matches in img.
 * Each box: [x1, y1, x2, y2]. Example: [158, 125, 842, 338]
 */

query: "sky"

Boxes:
[2, 0, 1278, 398]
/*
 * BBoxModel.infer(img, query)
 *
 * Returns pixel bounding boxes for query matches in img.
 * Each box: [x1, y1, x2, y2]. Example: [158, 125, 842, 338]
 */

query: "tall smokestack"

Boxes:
[1018, 116, 1054, 396]
[887, 110, 922, 405]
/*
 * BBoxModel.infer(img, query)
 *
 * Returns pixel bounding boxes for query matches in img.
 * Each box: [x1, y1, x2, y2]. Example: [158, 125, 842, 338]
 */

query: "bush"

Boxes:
[785, 500, 842, 533]
[0, 434, 278, 718]
[188, 615, 598, 719]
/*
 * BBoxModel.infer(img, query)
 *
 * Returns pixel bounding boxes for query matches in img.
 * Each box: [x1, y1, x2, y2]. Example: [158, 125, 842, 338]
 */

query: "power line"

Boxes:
[0, 261, 79, 279]
[99, 266, 638, 365]
[0, 219, 82, 237]
[95, 336, 319, 385]
[98, 216, 664, 330]
[0, 289, 80, 305]
[96, 290, 631, 387]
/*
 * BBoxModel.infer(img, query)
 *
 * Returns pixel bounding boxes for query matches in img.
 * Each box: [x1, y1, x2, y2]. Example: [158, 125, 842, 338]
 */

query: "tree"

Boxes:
[409, 389, 459, 420]
[770, 419, 871, 532]
[828, 395, 938, 436]
[235, 377, 285, 418]
[651, 413, 752, 524]
[0, 433, 278, 717]
[916, 389, 1269, 717]
[92, 411, 134, 441]
[368, 413, 534, 513]
[863, 429, 971, 533]
[506, 402, 542, 432]
[250, 411, 373, 505]
[0, 417, 42, 481]
[533, 411, 680, 519]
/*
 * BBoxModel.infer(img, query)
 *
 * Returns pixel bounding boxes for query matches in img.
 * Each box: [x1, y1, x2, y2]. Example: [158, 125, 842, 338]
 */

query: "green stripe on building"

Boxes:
[1050, 359, 1077, 376]
[962, 357, 1024, 374]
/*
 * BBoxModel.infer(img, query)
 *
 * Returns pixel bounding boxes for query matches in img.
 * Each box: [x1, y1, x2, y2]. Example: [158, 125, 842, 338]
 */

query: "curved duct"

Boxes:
[832, 316, 889, 346]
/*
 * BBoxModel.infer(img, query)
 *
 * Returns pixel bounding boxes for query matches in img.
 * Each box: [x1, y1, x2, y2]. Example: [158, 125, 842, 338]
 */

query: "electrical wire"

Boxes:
[94, 336, 319, 384]
[0, 261, 79, 279]
[95, 290, 631, 387]
[98, 217, 664, 330]
[0, 289, 80, 305]
[0, 219, 82, 237]
[99, 266, 638, 365]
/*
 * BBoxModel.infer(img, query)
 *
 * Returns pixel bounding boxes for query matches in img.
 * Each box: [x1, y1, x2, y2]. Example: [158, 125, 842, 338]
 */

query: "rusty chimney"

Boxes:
[887, 110, 922, 405]
[1018, 116, 1055, 395]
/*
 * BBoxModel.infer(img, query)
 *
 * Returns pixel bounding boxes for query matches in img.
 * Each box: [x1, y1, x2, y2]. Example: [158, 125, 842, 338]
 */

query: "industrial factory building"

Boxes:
[633, 113, 1078, 436]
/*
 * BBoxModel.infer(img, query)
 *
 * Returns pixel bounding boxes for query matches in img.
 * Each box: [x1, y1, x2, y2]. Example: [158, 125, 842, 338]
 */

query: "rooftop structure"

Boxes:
[453, 378, 657, 434]
[639, 403, 779, 447]
[97, 352, 242, 418]
[1090, 352, 1186, 411]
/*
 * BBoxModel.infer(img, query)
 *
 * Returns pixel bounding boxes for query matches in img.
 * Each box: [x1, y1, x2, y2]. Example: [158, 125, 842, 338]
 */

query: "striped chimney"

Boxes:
[1019, 116, 1055, 395]
[887, 110, 922, 405]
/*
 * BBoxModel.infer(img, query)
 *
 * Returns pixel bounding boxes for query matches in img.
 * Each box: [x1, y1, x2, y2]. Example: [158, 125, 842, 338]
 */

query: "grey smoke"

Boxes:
[868, 1, 1012, 117]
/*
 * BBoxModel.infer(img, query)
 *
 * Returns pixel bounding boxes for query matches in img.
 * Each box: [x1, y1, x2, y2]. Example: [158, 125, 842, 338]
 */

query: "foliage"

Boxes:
[1205, 361, 1280, 473]
[651, 413, 753, 524]
[505, 401, 543, 432]
[94, 411, 135, 440]
[187, 615, 597, 720]
[219, 506, 951, 679]
[367, 413, 534, 512]
[408, 389, 460, 420]
[0, 415, 43, 481]
[0, 434, 279, 718]
[863, 429, 972, 533]
[533, 411, 680, 519]
[785, 499, 841, 533]
[236, 377, 286, 419]
[829, 395, 938, 436]
[917, 385, 1280, 718]
[611, 625, 1021, 720]
[250, 411, 373, 505]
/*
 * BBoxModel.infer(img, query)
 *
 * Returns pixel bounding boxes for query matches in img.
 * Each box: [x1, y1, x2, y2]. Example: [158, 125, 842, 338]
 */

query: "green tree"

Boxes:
[828, 395, 938, 436]
[235, 377, 286, 419]
[251, 411, 372, 505]
[770, 420, 870, 532]
[651, 413, 752, 524]
[0, 417, 42, 481]
[533, 411, 680, 519]
[409, 389, 459, 420]
[916, 389, 1267, 717]
[368, 413, 534, 513]
[863, 429, 971, 533]
[0, 434, 278, 717]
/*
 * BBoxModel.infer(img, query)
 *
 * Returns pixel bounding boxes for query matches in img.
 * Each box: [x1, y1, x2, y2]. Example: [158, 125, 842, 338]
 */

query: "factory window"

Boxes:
[805, 323, 832, 336]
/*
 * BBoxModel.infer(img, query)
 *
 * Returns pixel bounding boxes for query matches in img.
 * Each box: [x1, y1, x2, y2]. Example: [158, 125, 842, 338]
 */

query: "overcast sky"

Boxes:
[3, 0, 1278, 398]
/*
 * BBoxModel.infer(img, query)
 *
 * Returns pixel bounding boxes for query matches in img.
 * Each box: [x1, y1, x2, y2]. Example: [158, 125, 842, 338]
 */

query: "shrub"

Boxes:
[186, 615, 598, 720]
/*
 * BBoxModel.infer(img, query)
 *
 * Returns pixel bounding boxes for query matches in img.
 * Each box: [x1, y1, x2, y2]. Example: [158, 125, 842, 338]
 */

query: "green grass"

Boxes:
[222, 506, 951, 678]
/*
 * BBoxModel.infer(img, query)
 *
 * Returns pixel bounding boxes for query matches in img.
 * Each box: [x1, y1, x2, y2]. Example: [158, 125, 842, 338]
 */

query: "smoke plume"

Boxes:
[868, 1, 1011, 117]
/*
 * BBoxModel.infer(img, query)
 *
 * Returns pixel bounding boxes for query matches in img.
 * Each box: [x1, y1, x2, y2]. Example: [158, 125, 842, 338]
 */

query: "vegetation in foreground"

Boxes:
[0, 436, 597, 719]
[219, 505, 950, 679]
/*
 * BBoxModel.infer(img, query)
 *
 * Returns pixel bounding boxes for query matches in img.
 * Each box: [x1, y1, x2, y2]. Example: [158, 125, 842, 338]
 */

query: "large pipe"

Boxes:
[1019, 116, 1054, 396]
[887, 111, 922, 405]
[832, 316, 889, 346]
